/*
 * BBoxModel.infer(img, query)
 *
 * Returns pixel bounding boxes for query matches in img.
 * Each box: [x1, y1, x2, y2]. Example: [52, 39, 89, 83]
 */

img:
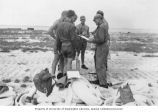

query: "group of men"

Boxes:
[48, 10, 110, 88]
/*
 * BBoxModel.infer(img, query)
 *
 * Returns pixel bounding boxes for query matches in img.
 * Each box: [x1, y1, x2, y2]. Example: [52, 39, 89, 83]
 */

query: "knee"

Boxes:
[95, 62, 105, 70]
[52, 59, 58, 64]
[96, 66, 102, 71]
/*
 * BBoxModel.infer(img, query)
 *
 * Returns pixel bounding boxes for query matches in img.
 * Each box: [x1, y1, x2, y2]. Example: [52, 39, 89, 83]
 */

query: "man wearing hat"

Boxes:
[87, 14, 109, 88]
[76, 16, 89, 69]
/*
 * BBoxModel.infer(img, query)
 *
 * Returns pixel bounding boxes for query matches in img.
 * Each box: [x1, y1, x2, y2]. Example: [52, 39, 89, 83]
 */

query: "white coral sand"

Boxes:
[0, 50, 158, 106]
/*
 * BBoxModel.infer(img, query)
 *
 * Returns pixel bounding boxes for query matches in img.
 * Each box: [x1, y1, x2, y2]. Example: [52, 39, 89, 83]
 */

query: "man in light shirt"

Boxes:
[76, 16, 89, 69]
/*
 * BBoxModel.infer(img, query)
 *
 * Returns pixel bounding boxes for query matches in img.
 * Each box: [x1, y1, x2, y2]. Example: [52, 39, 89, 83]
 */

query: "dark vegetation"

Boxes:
[108, 32, 158, 53]
[0, 29, 54, 52]
[0, 29, 158, 53]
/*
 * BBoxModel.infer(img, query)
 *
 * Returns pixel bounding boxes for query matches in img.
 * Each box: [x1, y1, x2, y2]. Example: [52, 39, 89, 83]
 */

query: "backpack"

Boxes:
[0, 83, 9, 95]
[33, 68, 53, 96]
[114, 83, 135, 105]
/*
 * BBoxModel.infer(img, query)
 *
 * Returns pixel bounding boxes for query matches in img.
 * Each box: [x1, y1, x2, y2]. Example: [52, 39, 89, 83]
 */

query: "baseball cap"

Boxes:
[93, 14, 103, 21]
[80, 16, 85, 20]
[97, 10, 104, 17]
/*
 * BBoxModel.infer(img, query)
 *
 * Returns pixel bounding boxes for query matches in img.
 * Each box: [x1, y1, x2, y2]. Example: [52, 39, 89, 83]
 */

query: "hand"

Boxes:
[90, 35, 94, 38]
[87, 36, 94, 43]
[57, 51, 61, 55]
[82, 31, 87, 36]
[52, 78, 56, 85]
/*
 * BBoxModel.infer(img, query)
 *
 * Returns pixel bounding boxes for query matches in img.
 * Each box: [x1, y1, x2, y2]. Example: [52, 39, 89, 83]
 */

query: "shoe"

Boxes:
[107, 82, 113, 87]
[57, 73, 64, 79]
[89, 80, 99, 85]
[100, 84, 108, 89]
[81, 65, 88, 69]
[51, 75, 56, 79]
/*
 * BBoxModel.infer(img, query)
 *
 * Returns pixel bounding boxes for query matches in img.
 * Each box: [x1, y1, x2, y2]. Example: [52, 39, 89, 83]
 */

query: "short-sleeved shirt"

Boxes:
[56, 22, 76, 43]
[75, 24, 89, 51]
[48, 19, 63, 39]
[56, 22, 77, 58]
[48, 19, 63, 54]
[76, 23, 89, 38]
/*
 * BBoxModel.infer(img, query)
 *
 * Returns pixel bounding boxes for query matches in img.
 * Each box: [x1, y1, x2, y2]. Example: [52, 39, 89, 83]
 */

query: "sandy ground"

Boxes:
[0, 50, 158, 106]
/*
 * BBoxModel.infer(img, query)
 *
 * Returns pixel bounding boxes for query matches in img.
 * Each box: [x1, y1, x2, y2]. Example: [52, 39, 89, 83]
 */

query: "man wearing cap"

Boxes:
[76, 16, 89, 69]
[56, 10, 78, 75]
[96, 10, 110, 70]
[48, 10, 67, 78]
[87, 14, 109, 88]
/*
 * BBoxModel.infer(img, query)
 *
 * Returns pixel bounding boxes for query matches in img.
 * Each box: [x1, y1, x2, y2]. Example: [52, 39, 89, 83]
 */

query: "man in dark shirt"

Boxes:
[56, 10, 77, 74]
[88, 14, 109, 88]
[76, 16, 89, 69]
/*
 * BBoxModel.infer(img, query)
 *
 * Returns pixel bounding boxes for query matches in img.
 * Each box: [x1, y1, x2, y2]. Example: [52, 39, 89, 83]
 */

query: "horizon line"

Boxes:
[0, 24, 158, 30]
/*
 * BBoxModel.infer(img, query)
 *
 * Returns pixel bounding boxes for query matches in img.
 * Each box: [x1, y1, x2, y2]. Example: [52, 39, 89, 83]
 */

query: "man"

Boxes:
[56, 10, 77, 74]
[88, 14, 109, 88]
[76, 16, 89, 69]
[96, 10, 110, 70]
[48, 11, 67, 78]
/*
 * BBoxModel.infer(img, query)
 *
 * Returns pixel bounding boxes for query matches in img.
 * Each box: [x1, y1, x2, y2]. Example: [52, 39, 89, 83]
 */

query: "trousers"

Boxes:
[94, 43, 109, 86]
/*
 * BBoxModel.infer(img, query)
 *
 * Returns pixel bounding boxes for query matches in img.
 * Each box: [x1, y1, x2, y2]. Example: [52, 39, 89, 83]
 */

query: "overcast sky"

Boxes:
[0, 0, 158, 30]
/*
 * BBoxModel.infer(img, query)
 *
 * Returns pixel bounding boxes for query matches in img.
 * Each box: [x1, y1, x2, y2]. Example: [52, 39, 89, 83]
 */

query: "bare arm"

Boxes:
[87, 27, 90, 38]
[47, 21, 58, 39]
[70, 25, 81, 51]
[70, 25, 77, 41]
[56, 36, 61, 53]
[76, 25, 80, 35]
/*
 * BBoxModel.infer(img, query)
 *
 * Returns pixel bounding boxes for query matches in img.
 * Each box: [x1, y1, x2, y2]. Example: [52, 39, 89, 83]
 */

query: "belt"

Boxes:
[96, 40, 108, 46]
[61, 40, 71, 43]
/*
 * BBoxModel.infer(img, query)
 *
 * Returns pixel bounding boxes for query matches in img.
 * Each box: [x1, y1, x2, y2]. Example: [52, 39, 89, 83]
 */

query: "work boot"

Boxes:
[57, 73, 64, 79]
[100, 84, 108, 89]
[81, 64, 88, 69]
[89, 80, 99, 85]
[51, 75, 56, 79]
[107, 82, 113, 87]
